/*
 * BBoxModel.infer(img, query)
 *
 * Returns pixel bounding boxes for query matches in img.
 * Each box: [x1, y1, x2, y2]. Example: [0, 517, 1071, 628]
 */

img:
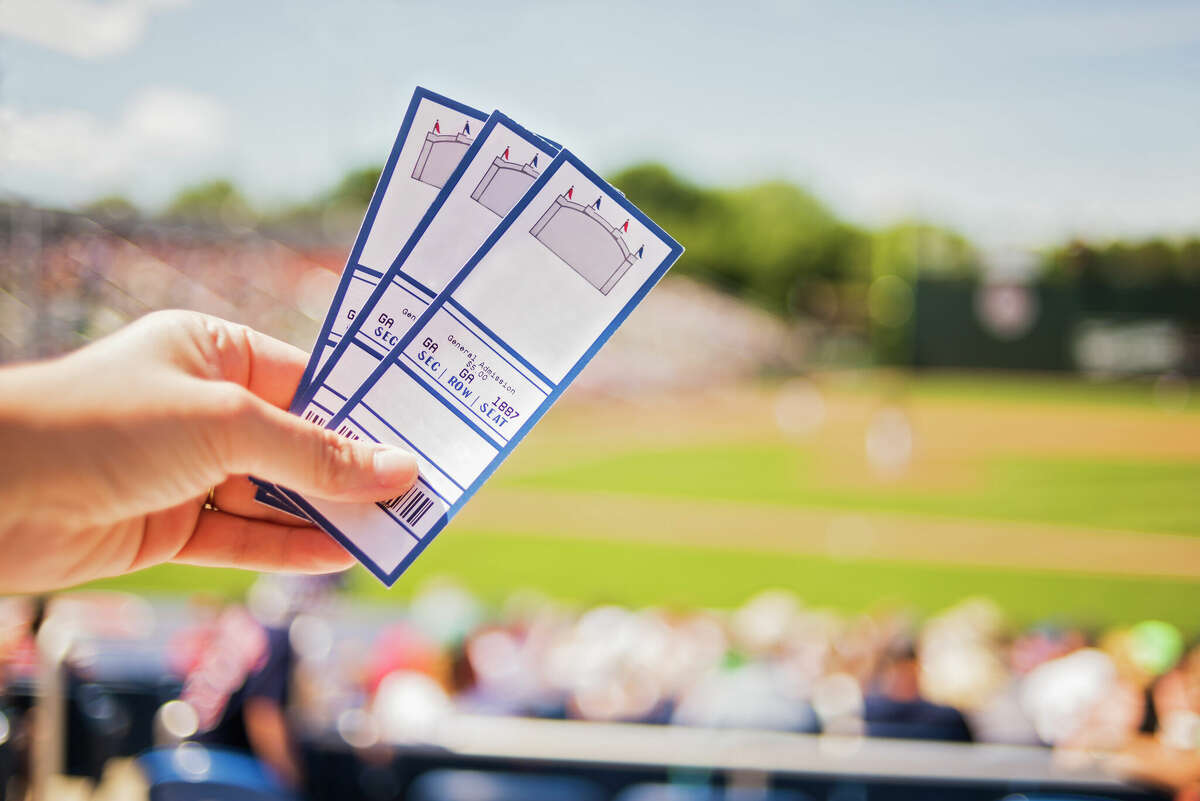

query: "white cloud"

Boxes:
[0, 0, 188, 60]
[0, 88, 229, 204]
[123, 88, 227, 151]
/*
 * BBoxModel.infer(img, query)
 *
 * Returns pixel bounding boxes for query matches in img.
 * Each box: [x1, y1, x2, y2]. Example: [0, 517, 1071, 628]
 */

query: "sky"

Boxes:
[1, 0, 1198, 251]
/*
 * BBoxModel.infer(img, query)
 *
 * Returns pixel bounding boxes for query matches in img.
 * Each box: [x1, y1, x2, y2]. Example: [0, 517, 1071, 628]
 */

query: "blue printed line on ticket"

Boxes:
[253, 87, 487, 517]
[297, 87, 487, 398]
[296, 111, 561, 432]
[258, 111, 557, 519]
[278, 150, 683, 585]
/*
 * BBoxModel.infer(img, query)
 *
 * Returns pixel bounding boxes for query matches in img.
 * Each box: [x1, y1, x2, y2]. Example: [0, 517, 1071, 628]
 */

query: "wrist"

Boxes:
[0, 362, 65, 524]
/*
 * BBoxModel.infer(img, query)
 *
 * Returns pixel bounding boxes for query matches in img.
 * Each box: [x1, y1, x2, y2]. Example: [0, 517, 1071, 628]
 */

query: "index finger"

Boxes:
[192, 314, 311, 409]
[237, 326, 311, 409]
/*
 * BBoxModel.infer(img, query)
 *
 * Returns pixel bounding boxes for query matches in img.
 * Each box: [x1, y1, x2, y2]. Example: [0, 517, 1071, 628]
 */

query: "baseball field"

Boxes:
[89, 372, 1200, 632]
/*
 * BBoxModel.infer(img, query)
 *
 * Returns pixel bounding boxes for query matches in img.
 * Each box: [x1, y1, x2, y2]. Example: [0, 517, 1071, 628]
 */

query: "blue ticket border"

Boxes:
[252, 87, 487, 517]
[279, 149, 684, 585]
[295, 86, 488, 400]
[299, 109, 561, 409]
[255, 110, 558, 518]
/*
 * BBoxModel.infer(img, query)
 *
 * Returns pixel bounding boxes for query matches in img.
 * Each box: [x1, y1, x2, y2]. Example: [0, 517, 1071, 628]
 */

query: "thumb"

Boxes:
[215, 389, 419, 502]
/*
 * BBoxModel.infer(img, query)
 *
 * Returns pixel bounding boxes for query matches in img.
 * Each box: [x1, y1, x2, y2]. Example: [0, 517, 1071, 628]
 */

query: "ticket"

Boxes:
[295, 111, 560, 432]
[276, 150, 683, 584]
[297, 86, 487, 396]
[258, 112, 558, 518]
[255, 87, 487, 516]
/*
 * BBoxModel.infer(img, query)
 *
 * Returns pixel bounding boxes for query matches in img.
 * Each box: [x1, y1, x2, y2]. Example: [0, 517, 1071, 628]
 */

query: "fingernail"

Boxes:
[373, 447, 418, 486]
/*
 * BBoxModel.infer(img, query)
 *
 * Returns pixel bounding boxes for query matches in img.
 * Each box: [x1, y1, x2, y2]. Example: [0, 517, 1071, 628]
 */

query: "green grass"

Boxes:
[77, 373, 1200, 629]
[899, 371, 1199, 412]
[82, 529, 1200, 635]
[501, 441, 1200, 535]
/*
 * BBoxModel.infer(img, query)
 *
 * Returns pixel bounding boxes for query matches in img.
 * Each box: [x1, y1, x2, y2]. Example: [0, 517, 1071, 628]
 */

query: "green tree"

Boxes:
[1179, 239, 1200, 285]
[164, 179, 253, 225]
[1043, 236, 1198, 288]
[1125, 239, 1177, 286]
[868, 222, 977, 281]
[607, 163, 736, 287]
[326, 165, 382, 208]
[609, 163, 870, 315]
[83, 194, 139, 221]
[262, 164, 383, 237]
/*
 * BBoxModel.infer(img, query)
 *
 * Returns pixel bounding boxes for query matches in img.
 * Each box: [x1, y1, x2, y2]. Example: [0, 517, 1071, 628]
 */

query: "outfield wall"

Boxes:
[911, 277, 1200, 375]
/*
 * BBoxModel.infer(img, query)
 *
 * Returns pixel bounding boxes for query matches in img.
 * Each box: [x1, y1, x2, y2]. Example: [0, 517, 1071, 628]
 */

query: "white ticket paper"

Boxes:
[255, 87, 487, 515]
[277, 150, 683, 584]
[295, 111, 560, 430]
[296, 87, 487, 396]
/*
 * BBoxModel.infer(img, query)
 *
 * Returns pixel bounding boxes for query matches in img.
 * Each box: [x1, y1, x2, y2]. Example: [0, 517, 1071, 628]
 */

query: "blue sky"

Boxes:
[2, 0, 1198, 250]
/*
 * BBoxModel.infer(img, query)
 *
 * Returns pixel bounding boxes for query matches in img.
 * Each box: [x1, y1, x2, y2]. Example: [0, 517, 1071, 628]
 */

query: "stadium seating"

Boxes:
[408, 769, 608, 801]
[66, 682, 131, 779]
[137, 744, 298, 801]
[615, 783, 817, 801]
[996, 797, 1123, 801]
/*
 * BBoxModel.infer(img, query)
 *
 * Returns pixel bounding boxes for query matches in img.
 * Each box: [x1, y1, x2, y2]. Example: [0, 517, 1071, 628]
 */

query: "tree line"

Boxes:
[82, 164, 1200, 318]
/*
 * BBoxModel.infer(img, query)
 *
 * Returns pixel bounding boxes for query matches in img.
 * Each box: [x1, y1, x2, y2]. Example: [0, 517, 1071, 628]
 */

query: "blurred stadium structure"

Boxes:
[5, 164, 1199, 380]
[0, 202, 336, 363]
[1, 167, 1199, 800]
[0, 583, 1190, 800]
[4, 0, 1200, 795]
[0, 201, 802, 395]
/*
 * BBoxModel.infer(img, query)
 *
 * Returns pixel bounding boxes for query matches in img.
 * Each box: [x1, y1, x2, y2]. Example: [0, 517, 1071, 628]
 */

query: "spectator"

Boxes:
[862, 641, 973, 742]
[179, 605, 300, 787]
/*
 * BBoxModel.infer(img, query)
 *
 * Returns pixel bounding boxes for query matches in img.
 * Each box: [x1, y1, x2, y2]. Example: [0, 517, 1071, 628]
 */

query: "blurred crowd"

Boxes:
[4, 580, 1200, 794]
[0, 206, 796, 397]
[0, 205, 339, 363]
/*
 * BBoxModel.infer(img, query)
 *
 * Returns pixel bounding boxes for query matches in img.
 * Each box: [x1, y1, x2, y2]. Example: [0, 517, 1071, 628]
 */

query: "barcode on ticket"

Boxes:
[383, 485, 436, 530]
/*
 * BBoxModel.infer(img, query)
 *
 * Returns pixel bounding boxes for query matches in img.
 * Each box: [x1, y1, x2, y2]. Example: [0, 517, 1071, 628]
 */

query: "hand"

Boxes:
[0, 310, 419, 592]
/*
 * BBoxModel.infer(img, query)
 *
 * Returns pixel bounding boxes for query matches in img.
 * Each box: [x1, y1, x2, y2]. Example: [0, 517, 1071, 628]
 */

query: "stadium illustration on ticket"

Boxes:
[472, 150, 542, 218]
[411, 120, 475, 189]
[530, 191, 641, 296]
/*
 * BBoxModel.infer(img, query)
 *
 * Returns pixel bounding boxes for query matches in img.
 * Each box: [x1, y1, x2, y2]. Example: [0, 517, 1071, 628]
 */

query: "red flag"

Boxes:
[567, 186, 574, 200]
[503, 146, 510, 160]
[622, 219, 629, 233]
[434, 120, 440, 133]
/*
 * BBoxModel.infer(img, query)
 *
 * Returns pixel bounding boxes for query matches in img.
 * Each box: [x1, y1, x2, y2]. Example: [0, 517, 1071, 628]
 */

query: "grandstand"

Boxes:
[0, 587, 1176, 800]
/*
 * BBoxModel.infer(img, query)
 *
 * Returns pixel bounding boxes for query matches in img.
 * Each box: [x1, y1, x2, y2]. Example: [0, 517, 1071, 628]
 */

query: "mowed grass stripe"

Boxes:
[499, 442, 1200, 536]
[459, 486, 1200, 578]
[907, 372, 1200, 413]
